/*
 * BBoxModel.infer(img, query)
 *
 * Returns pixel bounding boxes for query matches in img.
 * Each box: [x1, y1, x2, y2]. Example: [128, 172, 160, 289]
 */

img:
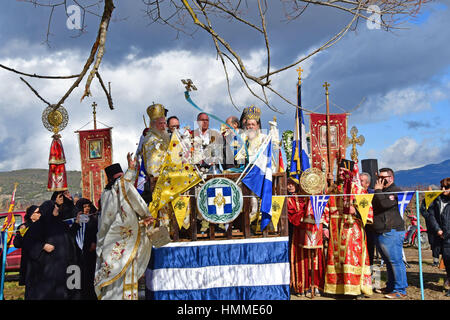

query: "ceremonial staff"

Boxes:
[323, 82, 333, 187]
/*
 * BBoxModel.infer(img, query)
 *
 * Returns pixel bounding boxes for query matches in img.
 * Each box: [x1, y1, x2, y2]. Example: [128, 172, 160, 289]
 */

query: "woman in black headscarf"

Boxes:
[22, 200, 80, 300]
[51, 190, 76, 220]
[13, 205, 40, 286]
[74, 197, 98, 300]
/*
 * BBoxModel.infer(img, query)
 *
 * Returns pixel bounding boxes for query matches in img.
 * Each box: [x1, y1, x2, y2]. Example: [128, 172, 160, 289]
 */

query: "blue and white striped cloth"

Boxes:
[145, 237, 290, 300]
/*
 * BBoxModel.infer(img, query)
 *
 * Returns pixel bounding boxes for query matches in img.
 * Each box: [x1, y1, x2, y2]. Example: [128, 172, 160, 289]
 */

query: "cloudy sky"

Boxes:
[0, 0, 449, 173]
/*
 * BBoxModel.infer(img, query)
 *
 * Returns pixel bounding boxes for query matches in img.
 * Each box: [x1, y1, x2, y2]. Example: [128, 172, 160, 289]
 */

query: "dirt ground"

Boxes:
[2, 247, 448, 300]
[291, 246, 450, 301]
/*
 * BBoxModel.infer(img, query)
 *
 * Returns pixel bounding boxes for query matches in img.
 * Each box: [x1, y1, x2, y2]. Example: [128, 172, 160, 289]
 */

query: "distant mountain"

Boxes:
[0, 169, 82, 211]
[395, 159, 450, 187]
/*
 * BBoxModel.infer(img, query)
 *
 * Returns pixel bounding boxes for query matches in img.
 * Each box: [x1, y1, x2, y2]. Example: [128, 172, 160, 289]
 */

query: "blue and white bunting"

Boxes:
[310, 195, 330, 227]
[146, 237, 290, 300]
[242, 138, 273, 231]
[397, 191, 414, 218]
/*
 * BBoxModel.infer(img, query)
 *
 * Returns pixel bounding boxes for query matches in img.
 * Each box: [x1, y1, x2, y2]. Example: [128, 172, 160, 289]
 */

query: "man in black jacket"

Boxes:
[426, 177, 450, 297]
[372, 168, 408, 299]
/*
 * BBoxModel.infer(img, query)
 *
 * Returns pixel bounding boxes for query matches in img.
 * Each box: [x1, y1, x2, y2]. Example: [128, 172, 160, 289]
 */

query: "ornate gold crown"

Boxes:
[147, 103, 166, 121]
[244, 105, 261, 121]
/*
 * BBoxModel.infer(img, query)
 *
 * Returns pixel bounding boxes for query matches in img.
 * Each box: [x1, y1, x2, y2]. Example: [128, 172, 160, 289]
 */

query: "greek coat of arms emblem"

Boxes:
[197, 178, 243, 224]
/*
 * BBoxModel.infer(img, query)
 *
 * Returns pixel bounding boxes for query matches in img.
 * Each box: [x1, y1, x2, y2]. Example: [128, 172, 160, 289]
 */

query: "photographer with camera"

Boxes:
[372, 168, 408, 299]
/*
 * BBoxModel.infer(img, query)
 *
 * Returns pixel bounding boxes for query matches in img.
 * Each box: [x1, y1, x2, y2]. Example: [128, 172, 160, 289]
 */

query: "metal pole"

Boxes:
[0, 231, 8, 300]
[415, 190, 425, 300]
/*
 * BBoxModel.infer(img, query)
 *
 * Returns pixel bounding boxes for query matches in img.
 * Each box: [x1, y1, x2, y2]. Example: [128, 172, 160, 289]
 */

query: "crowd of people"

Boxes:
[287, 163, 450, 299]
[13, 190, 99, 300]
[5, 102, 450, 300]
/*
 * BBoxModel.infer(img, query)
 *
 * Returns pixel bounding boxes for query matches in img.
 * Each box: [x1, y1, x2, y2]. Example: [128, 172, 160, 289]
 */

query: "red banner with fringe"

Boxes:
[309, 113, 347, 175]
[76, 128, 113, 207]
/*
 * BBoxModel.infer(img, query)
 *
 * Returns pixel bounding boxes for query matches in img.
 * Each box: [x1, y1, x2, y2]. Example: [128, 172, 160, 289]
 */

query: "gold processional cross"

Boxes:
[92, 101, 97, 130]
[296, 66, 303, 85]
[181, 79, 197, 92]
[346, 126, 365, 162]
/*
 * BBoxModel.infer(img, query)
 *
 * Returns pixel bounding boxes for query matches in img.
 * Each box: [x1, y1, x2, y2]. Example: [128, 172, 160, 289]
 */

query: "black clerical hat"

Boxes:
[339, 159, 355, 171]
[104, 163, 123, 180]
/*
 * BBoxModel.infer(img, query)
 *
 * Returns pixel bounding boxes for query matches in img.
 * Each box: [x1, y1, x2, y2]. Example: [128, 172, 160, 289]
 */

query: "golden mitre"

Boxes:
[244, 105, 261, 121]
[147, 103, 167, 121]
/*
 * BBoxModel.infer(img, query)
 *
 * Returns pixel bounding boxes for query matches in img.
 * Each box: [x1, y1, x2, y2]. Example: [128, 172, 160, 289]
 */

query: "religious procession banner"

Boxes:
[354, 194, 374, 226]
[149, 133, 202, 218]
[271, 196, 285, 231]
[309, 113, 347, 173]
[47, 135, 68, 192]
[1, 183, 18, 254]
[146, 237, 290, 300]
[76, 127, 113, 207]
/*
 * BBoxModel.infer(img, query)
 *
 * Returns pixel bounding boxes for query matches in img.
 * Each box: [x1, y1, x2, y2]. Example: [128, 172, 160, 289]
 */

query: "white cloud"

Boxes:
[378, 136, 447, 171]
[0, 45, 280, 171]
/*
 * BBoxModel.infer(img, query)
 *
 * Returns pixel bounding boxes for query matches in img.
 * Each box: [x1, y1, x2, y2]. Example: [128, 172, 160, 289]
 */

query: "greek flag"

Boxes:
[310, 195, 330, 227]
[136, 159, 147, 195]
[290, 82, 310, 182]
[146, 237, 290, 300]
[242, 138, 273, 231]
[398, 191, 414, 218]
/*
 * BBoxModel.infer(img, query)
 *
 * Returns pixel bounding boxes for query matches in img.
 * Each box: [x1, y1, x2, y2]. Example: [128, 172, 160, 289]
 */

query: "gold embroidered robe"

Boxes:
[323, 181, 373, 296]
[141, 128, 169, 177]
[94, 170, 152, 300]
[235, 131, 267, 164]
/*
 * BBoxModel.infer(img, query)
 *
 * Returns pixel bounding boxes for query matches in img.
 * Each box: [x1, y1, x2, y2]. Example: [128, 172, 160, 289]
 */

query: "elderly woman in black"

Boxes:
[22, 200, 81, 300]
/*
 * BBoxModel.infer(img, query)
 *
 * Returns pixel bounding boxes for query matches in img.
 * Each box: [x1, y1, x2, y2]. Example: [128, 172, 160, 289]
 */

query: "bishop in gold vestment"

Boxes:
[140, 103, 170, 177]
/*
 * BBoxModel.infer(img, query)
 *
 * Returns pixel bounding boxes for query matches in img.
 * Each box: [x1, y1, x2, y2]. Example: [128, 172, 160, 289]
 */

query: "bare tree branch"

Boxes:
[19, 77, 51, 106]
[0, 63, 80, 79]
[95, 71, 114, 110]
[6, 0, 430, 114]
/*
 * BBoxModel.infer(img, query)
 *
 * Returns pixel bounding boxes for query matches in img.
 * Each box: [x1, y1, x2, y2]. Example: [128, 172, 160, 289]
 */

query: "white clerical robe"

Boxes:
[94, 170, 152, 300]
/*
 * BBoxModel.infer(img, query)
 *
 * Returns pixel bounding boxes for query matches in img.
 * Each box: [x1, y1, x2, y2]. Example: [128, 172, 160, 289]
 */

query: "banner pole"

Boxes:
[415, 190, 425, 300]
[1, 231, 8, 300]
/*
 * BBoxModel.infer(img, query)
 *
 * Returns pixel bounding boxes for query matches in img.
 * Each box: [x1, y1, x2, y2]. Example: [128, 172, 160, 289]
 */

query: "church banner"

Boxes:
[76, 128, 113, 207]
[309, 113, 347, 174]
[146, 237, 290, 300]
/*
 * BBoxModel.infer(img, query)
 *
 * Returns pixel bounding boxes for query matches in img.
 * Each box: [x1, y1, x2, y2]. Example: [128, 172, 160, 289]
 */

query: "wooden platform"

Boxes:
[152, 172, 288, 242]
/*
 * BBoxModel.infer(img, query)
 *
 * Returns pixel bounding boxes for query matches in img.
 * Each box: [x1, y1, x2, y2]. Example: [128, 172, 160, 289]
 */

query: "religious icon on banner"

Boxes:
[309, 113, 347, 174]
[320, 125, 338, 148]
[88, 139, 103, 159]
[77, 128, 113, 206]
